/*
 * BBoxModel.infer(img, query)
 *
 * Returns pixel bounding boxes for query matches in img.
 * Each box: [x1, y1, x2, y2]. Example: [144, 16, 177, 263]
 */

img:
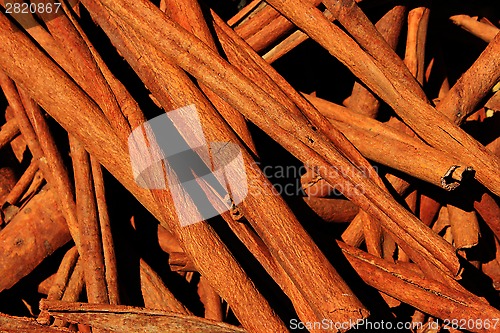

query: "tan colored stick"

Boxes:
[305, 95, 472, 190]
[347, 4, 407, 116]
[0, 118, 18, 150]
[302, 197, 359, 222]
[437, 33, 500, 125]
[91, 157, 120, 305]
[404, 5, 430, 84]
[450, 15, 500, 43]
[447, 204, 480, 250]
[41, 300, 247, 333]
[69, 136, 109, 305]
[18, 89, 82, 248]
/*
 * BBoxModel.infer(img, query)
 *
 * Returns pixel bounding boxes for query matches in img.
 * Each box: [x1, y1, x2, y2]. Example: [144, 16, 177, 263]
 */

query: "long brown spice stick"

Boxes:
[1, 160, 38, 206]
[198, 276, 223, 322]
[161, 0, 257, 155]
[0, 187, 71, 292]
[0, 12, 287, 333]
[41, 301, 247, 333]
[437, 33, 500, 125]
[0, 118, 18, 150]
[47, 247, 79, 302]
[38, 246, 79, 325]
[265, 0, 500, 196]
[0, 73, 50, 178]
[474, 191, 500, 240]
[338, 242, 500, 333]
[305, 95, 472, 190]
[88, 0, 461, 277]
[18, 89, 85, 248]
[346, 3, 407, 116]
[90, 157, 120, 306]
[69, 136, 109, 305]
[37, 3, 131, 143]
[404, 4, 430, 84]
[450, 15, 500, 43]
[322, 0, 427, 101]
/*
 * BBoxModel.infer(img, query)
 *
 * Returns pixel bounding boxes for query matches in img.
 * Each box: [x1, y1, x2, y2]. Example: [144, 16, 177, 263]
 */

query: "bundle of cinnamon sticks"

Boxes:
[0, 0, 499, 332]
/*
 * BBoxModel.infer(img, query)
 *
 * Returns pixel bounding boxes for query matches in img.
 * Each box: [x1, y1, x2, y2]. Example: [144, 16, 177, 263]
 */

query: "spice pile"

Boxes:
[0, 0, 499, 332]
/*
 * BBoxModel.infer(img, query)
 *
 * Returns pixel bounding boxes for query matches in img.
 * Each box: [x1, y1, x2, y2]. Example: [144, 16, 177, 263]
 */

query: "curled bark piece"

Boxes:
[40, 300, 247, 333]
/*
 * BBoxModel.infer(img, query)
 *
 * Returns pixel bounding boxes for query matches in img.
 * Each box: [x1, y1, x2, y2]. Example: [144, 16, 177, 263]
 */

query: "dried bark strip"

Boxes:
[91, 157, 120, 305]
[347, 3, 407, 116]
[69, 136, 109, 305]
[41, 301, 247, 333]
